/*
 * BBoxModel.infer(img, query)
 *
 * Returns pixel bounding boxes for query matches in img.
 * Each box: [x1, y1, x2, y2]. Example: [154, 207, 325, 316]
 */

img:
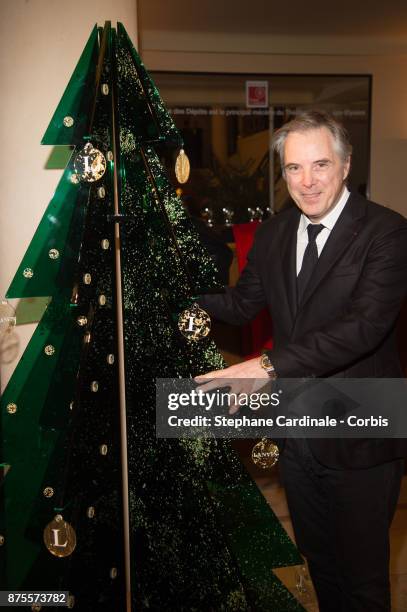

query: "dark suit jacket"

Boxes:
[199, 193, 407, 469]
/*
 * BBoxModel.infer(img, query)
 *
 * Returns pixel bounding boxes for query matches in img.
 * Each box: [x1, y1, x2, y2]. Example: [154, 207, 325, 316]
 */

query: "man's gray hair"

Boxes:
[272, 110, 353, 169]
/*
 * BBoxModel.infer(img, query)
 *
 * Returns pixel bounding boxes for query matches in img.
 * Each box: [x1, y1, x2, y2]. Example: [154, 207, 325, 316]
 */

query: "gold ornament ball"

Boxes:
[178, 304, 211, 341]
[43, 515, 77, 558]
[251, 438, 280, 469]
[74, 143, 106, 183]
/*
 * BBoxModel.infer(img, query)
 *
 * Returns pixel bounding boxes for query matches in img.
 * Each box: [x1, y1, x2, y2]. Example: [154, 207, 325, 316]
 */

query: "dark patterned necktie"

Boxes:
[297, 224, 324, 305]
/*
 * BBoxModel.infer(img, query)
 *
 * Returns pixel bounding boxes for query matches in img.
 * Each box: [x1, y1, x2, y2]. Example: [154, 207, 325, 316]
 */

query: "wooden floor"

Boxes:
[241, 453, 407, 611]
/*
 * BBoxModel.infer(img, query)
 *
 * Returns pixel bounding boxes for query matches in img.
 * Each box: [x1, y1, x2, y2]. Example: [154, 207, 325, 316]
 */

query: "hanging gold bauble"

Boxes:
[43, 514, 77, 557]
[178, 303, 211, 341]
[251, 438, 280, 468]
[175, 149, 190, 184]
[74, 142, 106, 182]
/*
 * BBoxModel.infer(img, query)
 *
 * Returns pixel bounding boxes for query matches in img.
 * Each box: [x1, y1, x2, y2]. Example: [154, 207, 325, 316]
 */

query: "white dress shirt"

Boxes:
[296, 187, 350, 275]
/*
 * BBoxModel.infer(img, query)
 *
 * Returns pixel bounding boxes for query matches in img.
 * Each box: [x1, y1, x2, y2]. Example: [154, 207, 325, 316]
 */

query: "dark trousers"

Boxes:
[279, 438, 404, 612]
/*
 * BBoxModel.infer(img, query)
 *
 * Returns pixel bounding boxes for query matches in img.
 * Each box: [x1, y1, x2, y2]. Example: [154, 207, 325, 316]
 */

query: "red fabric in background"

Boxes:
[232, 222, 273, 358]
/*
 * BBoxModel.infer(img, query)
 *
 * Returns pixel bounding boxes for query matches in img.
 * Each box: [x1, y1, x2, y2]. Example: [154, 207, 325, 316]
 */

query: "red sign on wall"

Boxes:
[246, 81, 269, 108]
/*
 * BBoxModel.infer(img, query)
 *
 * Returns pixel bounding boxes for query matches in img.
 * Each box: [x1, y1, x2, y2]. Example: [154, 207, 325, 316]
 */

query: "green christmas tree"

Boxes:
[1, 22, 304, 611]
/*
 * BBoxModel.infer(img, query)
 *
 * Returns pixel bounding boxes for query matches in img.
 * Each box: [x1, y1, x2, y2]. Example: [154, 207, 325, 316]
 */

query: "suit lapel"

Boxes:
[277, 207, 300, 324]
[299, 193, 366, 309]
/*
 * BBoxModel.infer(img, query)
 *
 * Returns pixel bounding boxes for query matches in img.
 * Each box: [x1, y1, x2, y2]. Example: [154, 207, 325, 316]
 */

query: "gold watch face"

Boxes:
[261, 353, 272, 370]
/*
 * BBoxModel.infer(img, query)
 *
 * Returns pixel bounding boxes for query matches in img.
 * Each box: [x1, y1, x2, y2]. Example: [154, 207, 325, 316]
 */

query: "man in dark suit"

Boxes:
[197, 111, 407, 611]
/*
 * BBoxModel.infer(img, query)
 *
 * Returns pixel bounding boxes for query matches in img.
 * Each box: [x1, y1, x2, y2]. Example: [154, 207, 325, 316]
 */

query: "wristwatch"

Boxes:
[260, 353, 277, 380]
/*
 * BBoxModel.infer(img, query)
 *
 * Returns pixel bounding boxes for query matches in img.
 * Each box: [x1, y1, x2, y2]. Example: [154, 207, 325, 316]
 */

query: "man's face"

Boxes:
[283, 127, 350, 222]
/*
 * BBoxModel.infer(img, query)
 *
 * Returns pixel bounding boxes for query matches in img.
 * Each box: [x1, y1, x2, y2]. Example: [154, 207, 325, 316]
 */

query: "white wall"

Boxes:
[0, 0, 138, 389]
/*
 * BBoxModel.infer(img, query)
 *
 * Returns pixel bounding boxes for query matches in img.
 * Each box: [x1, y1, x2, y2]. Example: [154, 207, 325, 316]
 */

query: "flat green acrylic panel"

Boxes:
[208, 481, 303, 569]
[0, 298, 80, 587]
[15, 297, 50, 324]
[117, 23, 182, 147]
[6, 153, 89, 299]
[41, 26, 99, 145]
[45, 146, 74, 170]
[208, 481, 305, 610]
